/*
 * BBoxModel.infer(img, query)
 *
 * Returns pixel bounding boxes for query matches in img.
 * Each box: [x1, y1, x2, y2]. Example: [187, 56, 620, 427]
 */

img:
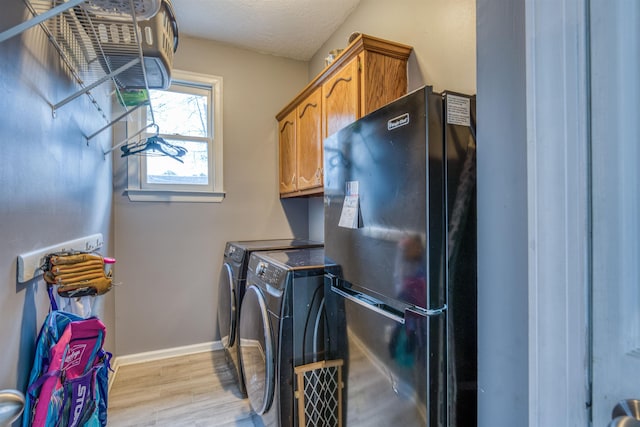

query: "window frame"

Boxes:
[125, 70, 225, 203]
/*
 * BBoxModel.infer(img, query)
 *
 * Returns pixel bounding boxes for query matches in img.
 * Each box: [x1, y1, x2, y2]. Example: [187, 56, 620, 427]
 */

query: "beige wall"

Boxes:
[310, 0, 476, 94]
[307, 0, 477, 241]
[112, 36, 311, 355]
[106, 0, 478, 357]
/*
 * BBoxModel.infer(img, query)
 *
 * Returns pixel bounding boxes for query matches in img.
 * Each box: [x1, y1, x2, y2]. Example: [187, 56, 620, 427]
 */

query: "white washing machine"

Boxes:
[238, 247, 338, 427]
[217, 239, 322, 397]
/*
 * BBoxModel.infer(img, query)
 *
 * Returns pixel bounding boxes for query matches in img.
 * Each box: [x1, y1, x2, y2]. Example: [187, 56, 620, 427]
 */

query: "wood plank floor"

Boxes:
[107, 338, 422, 426]
[107, 350, 264, 426]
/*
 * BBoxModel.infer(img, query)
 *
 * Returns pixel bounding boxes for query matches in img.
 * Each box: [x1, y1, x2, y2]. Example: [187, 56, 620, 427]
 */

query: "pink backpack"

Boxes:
[23, 288, 110, 427]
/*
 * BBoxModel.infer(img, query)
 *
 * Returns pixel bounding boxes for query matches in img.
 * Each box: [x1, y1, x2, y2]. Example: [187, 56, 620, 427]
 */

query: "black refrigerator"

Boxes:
[323, 86, 476, 426]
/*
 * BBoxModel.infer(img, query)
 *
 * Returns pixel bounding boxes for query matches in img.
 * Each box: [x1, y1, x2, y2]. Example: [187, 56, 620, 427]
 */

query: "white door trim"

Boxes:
[525, 0, 591, 425]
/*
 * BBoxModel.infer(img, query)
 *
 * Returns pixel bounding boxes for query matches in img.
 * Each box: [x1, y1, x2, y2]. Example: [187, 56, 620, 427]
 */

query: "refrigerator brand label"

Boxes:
[387, 113, 410, 130]
[447, 94, 471, 126]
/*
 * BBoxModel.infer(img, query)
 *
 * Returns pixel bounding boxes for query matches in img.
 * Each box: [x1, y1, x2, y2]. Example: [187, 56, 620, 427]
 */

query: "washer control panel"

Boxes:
[256, 261, 268, 277]
[256, 261, 284, 287]
[225, 243, 245, 263]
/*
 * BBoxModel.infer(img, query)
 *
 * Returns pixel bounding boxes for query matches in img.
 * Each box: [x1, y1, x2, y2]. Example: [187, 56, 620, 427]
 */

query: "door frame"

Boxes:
[525, 0, 590, 425]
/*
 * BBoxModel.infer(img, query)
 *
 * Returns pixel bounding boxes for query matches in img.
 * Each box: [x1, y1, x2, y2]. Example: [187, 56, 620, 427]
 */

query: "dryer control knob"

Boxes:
[256, 261, 268, 277]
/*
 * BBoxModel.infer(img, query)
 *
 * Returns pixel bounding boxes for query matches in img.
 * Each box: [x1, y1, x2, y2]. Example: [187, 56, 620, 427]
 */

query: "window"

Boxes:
[125, 70, 224, 202]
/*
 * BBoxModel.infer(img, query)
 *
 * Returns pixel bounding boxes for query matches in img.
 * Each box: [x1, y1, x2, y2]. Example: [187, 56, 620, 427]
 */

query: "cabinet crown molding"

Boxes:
[276, 34, 413, 121]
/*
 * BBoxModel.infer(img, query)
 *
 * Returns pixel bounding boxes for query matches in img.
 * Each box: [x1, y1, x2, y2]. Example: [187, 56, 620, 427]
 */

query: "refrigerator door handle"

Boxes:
[405, 304, 447, 318]
[330, 285, 405, 324]
[328, 273, 448, 324]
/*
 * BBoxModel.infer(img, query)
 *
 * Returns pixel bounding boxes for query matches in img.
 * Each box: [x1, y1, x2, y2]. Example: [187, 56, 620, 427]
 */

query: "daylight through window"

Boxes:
[125, 70, 224, 202]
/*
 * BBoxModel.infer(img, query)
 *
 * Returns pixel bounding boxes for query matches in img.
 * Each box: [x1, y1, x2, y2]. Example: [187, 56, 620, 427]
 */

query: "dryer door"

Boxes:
[217, 263, 236, 349]
[239, 285, 275, 415]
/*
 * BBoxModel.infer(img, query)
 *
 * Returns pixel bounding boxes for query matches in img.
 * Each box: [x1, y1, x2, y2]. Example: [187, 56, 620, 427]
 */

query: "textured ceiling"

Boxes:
[170, 0, 361, 61]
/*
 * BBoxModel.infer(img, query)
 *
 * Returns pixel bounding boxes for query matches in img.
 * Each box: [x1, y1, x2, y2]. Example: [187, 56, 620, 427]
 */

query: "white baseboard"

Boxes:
[108, 341, 223, 391]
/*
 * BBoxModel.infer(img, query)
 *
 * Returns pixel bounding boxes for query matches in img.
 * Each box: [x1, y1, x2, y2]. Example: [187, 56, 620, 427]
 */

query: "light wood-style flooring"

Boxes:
[107, 338, 421, 426]
[107, 351, 263, 426]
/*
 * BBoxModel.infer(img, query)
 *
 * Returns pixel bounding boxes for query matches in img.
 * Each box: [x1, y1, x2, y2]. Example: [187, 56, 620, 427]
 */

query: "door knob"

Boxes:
[609, 417, 640, 427]
[613, 399, 640, 419]
[610, 399, 640, 427]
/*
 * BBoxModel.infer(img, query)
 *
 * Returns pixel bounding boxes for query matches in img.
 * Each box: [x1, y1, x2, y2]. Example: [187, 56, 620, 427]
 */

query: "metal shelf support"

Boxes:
[87, 101, 147, 142]
[52, 57, 140, 112]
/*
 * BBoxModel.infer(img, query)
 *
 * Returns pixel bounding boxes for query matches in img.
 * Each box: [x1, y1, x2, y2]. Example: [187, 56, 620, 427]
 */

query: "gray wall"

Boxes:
[476, 0, 529, 423]
[591, 0, 640, 423]
[0, 1, 115, 396]
[112, 36, 311, 355]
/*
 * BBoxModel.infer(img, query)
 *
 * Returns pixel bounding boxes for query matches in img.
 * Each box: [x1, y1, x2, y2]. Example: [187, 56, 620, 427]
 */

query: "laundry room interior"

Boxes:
[1, 0, 636, 426]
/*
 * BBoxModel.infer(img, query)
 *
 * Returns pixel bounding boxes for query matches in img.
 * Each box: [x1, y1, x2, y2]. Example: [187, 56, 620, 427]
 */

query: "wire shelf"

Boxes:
[30, 0, 150, 129]
[2, 0, 166, 148]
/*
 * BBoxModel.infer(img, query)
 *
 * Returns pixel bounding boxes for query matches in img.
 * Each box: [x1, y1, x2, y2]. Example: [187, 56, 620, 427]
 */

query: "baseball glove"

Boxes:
[42, 252, 113, 297]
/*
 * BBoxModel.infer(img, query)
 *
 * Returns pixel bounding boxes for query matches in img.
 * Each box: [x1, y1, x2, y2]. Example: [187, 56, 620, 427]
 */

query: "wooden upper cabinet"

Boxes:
[360, 49, 409, 115]
[276, 34, 413, 198]
[322, 56, 360, 139]
[278, 110, 296, 194]
[296, 87, 323, 191]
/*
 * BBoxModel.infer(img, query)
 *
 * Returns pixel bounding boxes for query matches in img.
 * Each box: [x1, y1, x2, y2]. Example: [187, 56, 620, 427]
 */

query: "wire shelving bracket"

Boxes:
[0, 0, 158, 149]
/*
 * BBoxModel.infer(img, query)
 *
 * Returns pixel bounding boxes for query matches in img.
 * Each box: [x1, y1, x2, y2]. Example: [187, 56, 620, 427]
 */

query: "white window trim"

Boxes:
[125, 70, 225, 203]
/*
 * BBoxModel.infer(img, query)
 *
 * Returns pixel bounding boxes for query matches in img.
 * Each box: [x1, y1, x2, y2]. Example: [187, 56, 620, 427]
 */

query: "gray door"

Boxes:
[590, 1, 640, 425]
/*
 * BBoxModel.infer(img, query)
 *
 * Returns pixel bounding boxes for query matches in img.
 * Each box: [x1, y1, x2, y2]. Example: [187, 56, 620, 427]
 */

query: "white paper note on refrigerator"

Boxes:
[339, 181, 359, 229]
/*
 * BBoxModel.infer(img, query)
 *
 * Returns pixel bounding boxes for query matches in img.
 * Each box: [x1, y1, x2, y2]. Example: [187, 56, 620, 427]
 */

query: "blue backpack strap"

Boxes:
[95, 349, 112, 426]
[47, 285, 58, 311]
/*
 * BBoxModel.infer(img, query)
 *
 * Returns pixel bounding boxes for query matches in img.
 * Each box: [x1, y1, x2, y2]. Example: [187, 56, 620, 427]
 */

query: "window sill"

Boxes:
[125, 189, 226, 203]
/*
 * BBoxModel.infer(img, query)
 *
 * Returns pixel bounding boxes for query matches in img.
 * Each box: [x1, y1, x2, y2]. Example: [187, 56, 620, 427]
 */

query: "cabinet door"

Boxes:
[278, 110, 297, 194]
[296, 87, 323, 191]
[360, 51, 408, 115]
[322, 56, 360, 139]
